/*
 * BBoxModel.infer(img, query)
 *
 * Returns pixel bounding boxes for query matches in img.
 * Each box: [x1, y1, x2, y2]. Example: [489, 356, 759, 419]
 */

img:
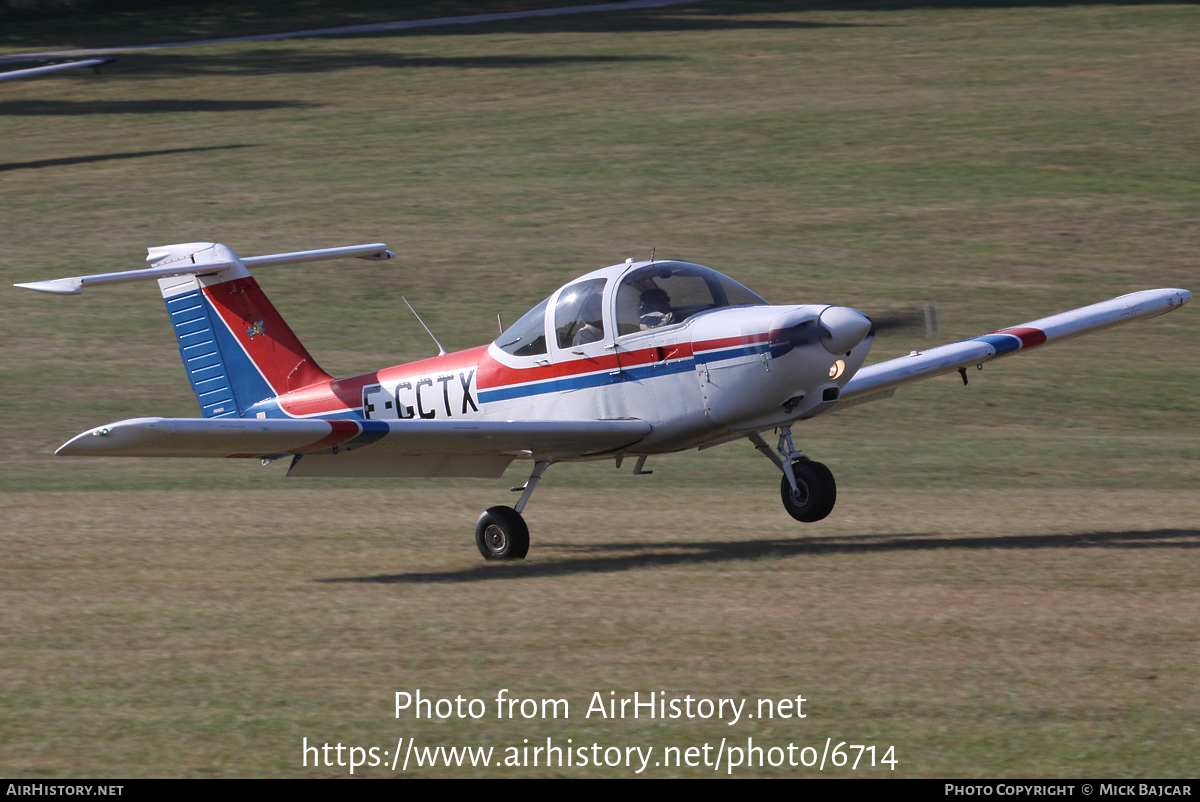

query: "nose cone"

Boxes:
[819, 306, 873, 355]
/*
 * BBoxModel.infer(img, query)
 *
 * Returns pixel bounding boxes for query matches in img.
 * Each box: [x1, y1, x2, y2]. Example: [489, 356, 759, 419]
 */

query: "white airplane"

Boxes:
[17, 242, 1191, 560]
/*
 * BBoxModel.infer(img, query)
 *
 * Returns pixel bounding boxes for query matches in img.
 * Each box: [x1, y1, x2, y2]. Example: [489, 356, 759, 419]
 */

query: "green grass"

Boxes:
[1, 0, 1198, 777]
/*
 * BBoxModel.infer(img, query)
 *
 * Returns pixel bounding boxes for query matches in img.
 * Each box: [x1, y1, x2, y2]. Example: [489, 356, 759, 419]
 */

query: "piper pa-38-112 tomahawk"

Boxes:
[19, 242, 1191, 560]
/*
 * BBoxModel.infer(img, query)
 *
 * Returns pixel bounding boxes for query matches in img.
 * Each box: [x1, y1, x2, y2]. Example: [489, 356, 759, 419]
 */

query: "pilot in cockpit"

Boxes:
[638, 287, 675, 330]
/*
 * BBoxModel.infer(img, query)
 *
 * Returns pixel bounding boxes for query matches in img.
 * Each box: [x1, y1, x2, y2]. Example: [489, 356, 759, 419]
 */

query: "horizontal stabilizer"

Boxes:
[15, 242, 394, 294]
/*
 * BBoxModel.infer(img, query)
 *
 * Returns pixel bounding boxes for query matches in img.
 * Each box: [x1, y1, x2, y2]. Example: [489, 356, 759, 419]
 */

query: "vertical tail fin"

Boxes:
[16, 239, 393, 419]
[155, 243, 332, 418]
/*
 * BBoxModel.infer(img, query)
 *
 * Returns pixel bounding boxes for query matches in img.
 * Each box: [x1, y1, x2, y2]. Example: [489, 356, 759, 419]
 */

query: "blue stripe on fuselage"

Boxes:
[477, 357, 696, 404]
[693, 342, 771, 364]
[476, 341, 770, 404]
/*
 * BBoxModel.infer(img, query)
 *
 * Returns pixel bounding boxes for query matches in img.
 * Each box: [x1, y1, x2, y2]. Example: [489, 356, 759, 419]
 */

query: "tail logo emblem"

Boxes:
[246, 319, 265, 340]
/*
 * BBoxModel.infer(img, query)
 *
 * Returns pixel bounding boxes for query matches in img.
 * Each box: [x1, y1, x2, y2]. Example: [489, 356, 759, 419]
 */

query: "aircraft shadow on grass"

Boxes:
[0, 99, 315, 115]
[322, 0, 1167, 43]
[322, 528, 1200, 585]
[0, 143, 256, 172]
[115, 51, 675, 78]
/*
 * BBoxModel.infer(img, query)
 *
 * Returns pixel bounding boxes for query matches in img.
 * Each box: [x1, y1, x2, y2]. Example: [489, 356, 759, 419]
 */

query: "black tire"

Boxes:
[807, 460, 837, 521]
[475, 506, 530, 560]
[779, 460, 836, 523]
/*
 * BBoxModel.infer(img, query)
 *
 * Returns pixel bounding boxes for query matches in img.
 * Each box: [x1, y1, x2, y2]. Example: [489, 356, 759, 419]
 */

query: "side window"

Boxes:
[719, 274, 767, 306]
[496, 296, 550, 357]
[554, 278, 607, 349]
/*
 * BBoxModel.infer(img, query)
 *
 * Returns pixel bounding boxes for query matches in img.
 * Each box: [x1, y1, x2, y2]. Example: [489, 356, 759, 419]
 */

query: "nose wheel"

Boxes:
[748, 428, 837, 523]
[779, 459, 836, 522]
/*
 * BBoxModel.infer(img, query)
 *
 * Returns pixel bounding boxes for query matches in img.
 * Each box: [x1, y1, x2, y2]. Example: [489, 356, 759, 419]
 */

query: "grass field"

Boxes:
[1, 0, 1198, 777]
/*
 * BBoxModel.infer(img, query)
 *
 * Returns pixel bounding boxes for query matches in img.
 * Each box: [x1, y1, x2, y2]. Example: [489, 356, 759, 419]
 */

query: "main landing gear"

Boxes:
[748, 427, 837, 523]
[474, 459, 551, 560]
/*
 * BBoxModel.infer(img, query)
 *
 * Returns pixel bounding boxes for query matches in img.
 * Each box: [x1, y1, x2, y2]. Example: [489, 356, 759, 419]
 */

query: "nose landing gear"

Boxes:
[779, 459, 836, 522]
[748, 428, 837, 523]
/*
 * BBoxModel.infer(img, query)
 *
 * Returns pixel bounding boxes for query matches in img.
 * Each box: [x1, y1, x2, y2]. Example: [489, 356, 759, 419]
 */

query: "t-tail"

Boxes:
[15, 241, 395, 418]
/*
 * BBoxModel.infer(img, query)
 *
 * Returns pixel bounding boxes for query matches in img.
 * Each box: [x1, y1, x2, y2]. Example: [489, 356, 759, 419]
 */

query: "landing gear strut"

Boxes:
[748, 428, 837, 523]
[474, 459, 551, 560]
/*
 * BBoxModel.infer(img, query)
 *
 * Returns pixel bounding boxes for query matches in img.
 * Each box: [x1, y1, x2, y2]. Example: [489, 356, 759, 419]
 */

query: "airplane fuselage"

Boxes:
[245, 300, 873, 456]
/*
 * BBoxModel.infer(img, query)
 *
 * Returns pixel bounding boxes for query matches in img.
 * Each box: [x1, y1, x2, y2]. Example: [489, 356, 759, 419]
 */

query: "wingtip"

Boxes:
[15, 280, 83, 295]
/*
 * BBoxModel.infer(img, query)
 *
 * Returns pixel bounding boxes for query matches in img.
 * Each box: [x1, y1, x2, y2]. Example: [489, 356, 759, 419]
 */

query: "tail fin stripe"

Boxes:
[200, 277, 332, 395]
[165, 286, 244, 418]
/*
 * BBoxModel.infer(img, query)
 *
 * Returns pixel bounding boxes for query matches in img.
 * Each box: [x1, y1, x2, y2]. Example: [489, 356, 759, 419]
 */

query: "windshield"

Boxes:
[616, 263, 766, 336]
[496, 296, 550, 357]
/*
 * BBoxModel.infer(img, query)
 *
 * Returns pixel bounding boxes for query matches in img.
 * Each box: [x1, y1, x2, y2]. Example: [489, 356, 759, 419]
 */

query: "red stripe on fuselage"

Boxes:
[692, 332, 770, 353]
[477, 340, 703, 390]
[275, 329, 771, 416]
[991, 327, 1048, 349]
[278, 346, 487, 417]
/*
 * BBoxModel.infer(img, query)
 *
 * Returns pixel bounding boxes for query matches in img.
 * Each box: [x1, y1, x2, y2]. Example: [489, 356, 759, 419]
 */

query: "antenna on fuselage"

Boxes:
[497, 313, 505, 335]
[651, 247, 655, 262]
[402, 296, 448, 357]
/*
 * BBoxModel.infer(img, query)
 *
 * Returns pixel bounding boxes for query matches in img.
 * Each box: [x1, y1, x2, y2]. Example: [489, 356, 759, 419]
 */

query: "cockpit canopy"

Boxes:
[615, 262, 765, 336]
[495, 261, 767, 357]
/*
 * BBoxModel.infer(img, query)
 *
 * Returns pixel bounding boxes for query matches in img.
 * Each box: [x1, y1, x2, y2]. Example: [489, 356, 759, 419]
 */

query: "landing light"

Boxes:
[828, 360, 845, 380]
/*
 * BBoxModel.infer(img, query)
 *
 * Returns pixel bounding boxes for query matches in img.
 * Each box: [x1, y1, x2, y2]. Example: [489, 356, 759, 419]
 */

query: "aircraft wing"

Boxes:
[0, 58, 113, 82]
[56, 416, 652, 478]
[828, 287, 1191, 413]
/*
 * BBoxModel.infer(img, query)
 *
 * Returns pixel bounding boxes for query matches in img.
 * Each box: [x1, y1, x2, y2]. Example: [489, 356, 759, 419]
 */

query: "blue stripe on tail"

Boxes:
[165, 288, 273, 418]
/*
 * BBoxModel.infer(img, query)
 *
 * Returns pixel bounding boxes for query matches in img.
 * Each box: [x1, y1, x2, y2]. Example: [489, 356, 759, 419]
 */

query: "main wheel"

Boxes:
[475, 506, 530, 560]
[780, 460, 836, 523]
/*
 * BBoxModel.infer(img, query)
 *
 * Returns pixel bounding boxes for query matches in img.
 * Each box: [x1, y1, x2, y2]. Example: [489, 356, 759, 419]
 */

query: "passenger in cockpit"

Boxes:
[572, 293, 605, 346]
[638, 287, 675, 330]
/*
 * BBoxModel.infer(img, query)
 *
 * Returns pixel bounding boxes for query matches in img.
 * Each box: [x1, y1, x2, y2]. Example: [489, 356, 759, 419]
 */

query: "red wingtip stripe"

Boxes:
[291, 420, 361, 454]
[992, 327, 1047, 349]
